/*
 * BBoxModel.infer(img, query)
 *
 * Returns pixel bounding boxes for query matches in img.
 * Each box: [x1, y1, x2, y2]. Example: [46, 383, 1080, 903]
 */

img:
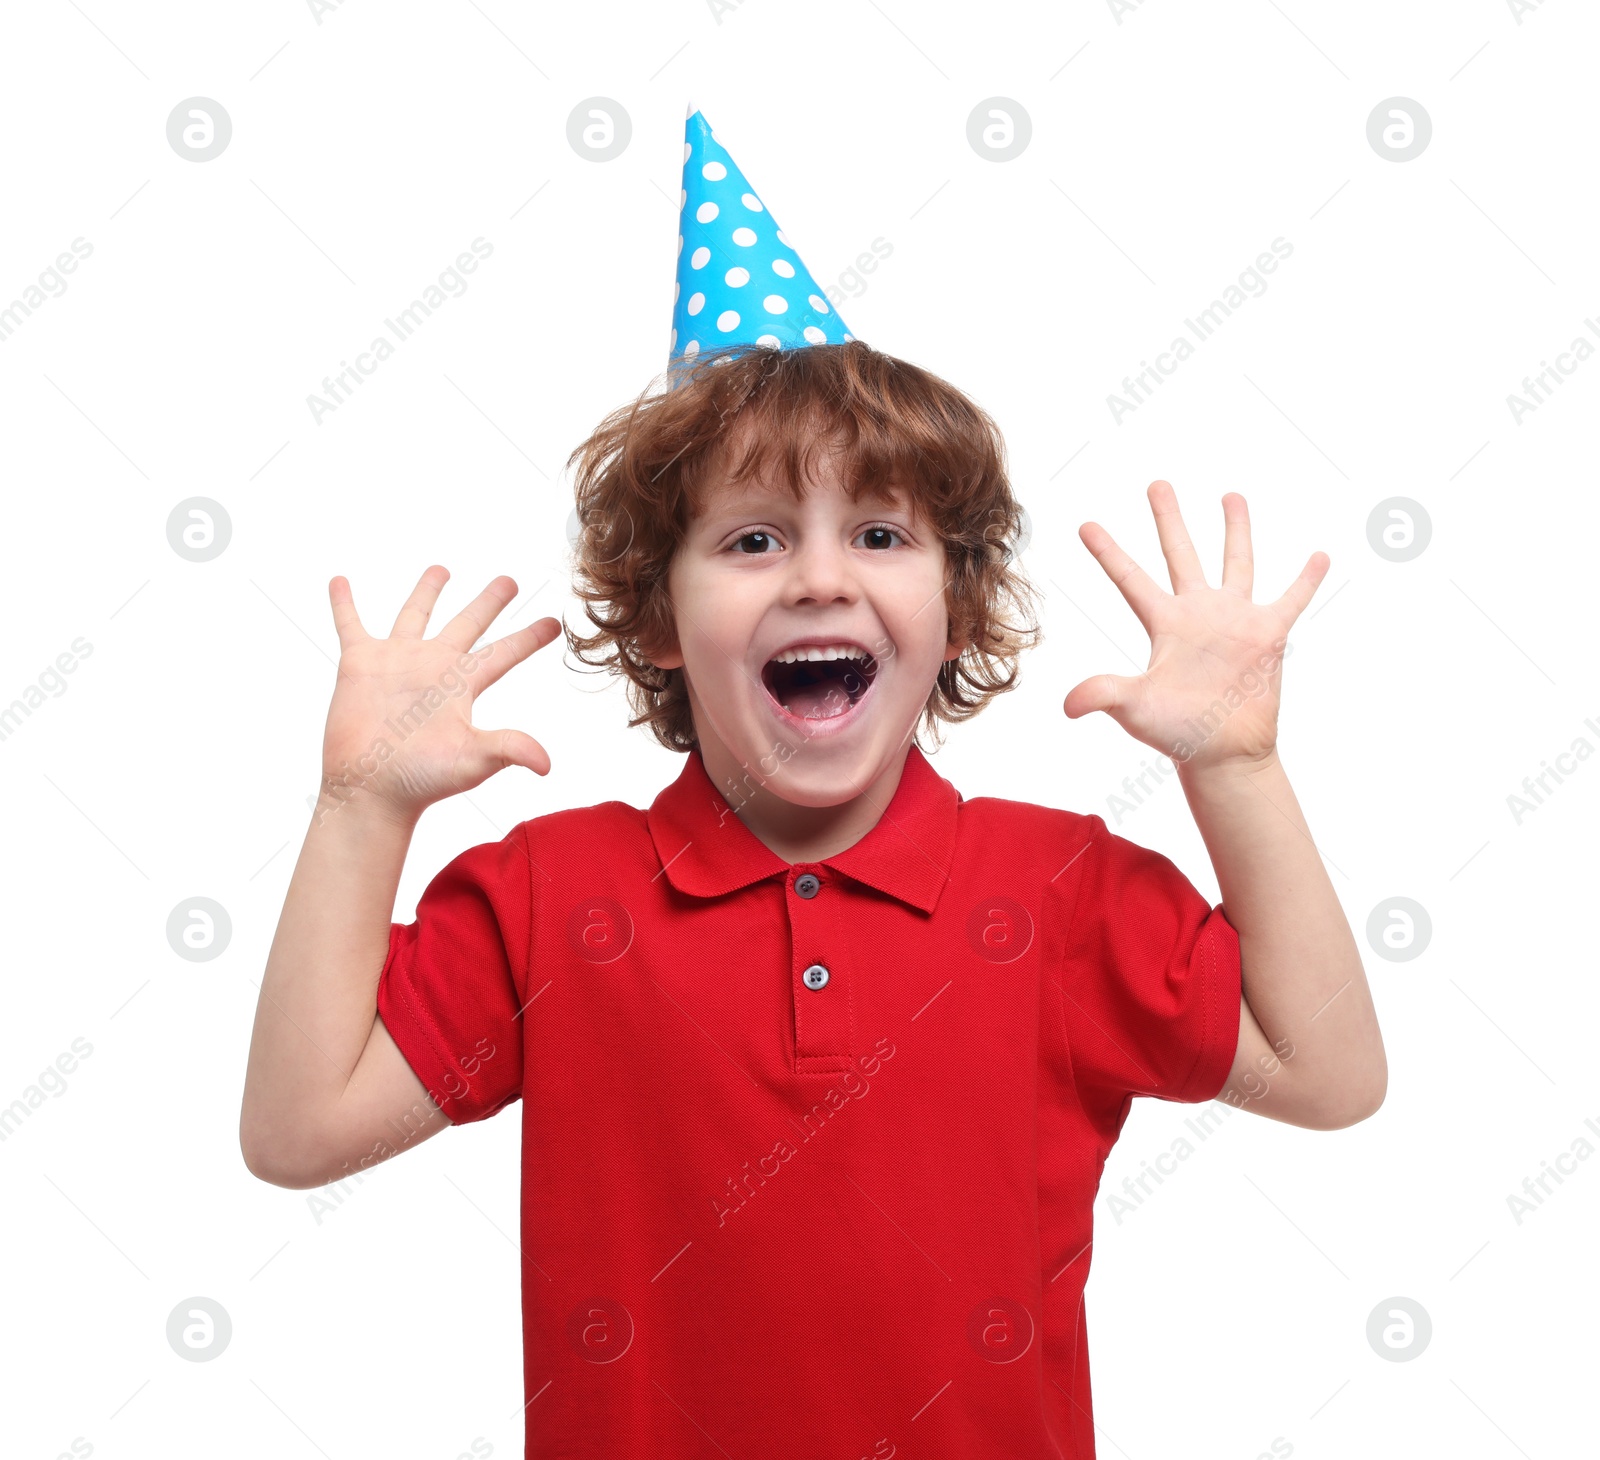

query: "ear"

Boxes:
[641, 623, 685, 672]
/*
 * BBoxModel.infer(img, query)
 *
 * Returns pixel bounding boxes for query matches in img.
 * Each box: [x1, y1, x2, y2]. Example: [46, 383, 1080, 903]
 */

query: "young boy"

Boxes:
[241, 110, 1385, 1459]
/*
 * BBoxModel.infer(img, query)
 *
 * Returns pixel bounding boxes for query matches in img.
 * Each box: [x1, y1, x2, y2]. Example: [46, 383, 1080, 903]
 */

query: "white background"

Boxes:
[2, 1, 1595, 1456]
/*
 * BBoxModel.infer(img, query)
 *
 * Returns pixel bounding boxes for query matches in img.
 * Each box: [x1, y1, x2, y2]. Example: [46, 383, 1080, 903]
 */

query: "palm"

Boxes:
[322, 566, 563, 818]
[1065, 482, 1327, 771]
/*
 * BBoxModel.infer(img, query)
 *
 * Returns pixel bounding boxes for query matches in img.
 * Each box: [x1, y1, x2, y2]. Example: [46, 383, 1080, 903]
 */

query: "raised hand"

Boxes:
[1064, 481, 1328, 771]
[319, 565, 563, 822]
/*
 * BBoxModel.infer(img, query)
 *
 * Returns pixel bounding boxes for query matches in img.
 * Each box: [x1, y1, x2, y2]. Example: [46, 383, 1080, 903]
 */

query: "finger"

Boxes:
[469, 726, 553, 779]
[1147, 480, 1209, 593]
[436, 575, 519, 654]
[328, 576, 368, 652]
[1220, 492, 1254, 598]
[1078, 520, 1166, 635]
[389, 565, 450, 640]
[1063, 671, 1143, 722]
[466, 617, 565, 696]
[1271, 551, 1330, 624]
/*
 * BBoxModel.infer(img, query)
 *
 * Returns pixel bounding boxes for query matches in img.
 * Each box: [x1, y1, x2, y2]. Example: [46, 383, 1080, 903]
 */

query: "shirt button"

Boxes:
[801, 963, 830, 991]
[795, 873, 821, 899]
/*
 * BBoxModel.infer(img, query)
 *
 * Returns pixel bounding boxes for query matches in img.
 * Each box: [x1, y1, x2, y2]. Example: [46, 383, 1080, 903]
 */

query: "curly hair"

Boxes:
[563, 338, 1043, 754]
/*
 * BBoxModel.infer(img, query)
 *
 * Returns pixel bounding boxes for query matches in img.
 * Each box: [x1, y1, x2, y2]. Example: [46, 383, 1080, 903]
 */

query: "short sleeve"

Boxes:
[1057, 814, 1241, 1109]
[375, 824, 532, 1125]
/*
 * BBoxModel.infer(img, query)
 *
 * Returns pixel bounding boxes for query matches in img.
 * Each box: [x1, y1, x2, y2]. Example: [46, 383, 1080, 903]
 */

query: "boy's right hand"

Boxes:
[320, 565, 562, 824]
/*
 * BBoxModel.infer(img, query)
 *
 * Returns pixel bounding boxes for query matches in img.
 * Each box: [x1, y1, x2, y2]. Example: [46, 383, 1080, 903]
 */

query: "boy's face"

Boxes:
[652, 446, 963, 811]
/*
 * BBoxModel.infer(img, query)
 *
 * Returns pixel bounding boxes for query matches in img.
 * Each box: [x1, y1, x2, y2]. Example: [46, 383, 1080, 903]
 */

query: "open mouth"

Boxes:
[760, 649, 880, 723]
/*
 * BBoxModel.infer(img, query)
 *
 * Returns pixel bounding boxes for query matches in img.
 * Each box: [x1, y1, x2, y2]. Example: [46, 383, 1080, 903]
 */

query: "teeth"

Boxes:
[769, 644, 870, 665]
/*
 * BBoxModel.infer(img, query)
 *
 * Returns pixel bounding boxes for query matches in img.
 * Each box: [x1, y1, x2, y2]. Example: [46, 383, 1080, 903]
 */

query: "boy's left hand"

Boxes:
[1064, 481, 1328, 772]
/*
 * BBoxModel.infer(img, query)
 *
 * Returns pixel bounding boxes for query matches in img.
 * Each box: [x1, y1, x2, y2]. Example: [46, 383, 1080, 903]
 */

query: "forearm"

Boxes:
[1178, 750, 1385, 1116]
[240, 789, 419, 1166]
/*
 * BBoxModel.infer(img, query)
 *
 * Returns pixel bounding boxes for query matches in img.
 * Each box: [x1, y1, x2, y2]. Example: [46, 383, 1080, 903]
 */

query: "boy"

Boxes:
[241, 108, 1385, 1459]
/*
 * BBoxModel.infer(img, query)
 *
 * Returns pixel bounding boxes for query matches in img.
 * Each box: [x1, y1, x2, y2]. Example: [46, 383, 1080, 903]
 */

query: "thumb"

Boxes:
[465, 726, 553, 781]
[1063, 673, 1141, 723]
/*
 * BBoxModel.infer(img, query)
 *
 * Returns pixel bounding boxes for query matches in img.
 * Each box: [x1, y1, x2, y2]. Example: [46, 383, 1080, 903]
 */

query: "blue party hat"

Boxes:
[670, 102, 855, 365]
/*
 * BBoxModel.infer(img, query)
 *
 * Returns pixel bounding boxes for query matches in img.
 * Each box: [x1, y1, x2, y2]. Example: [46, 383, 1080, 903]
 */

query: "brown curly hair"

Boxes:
[563, 338, 1043, 753]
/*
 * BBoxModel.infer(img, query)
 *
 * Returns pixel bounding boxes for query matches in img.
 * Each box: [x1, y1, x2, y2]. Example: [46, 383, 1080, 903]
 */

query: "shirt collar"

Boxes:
[646, 742, 962, 916]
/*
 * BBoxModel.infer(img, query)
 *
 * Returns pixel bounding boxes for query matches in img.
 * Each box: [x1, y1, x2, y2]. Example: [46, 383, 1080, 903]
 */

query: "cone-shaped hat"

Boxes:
[671, 102, 855, 365]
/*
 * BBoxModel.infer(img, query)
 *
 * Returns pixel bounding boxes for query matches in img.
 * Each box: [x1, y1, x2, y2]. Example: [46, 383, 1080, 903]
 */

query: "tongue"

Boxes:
[784, 676, 852, 720]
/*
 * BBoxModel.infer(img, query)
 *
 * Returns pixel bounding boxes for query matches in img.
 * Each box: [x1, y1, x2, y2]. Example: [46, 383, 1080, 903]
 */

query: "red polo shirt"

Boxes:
[376, 742, 1241, 1459]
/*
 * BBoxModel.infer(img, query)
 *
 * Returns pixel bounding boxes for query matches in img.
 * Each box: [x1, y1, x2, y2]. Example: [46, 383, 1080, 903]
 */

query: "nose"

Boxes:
[782, 531, 860, 606]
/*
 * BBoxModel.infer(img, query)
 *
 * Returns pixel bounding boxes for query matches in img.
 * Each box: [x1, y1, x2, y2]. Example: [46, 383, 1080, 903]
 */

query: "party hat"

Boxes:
[670, 102, 855, 365]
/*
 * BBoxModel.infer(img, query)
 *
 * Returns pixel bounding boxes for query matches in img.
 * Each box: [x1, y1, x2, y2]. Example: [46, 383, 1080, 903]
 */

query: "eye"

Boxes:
[856, 523, 906, 550]
[729, 530, 781, 555]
